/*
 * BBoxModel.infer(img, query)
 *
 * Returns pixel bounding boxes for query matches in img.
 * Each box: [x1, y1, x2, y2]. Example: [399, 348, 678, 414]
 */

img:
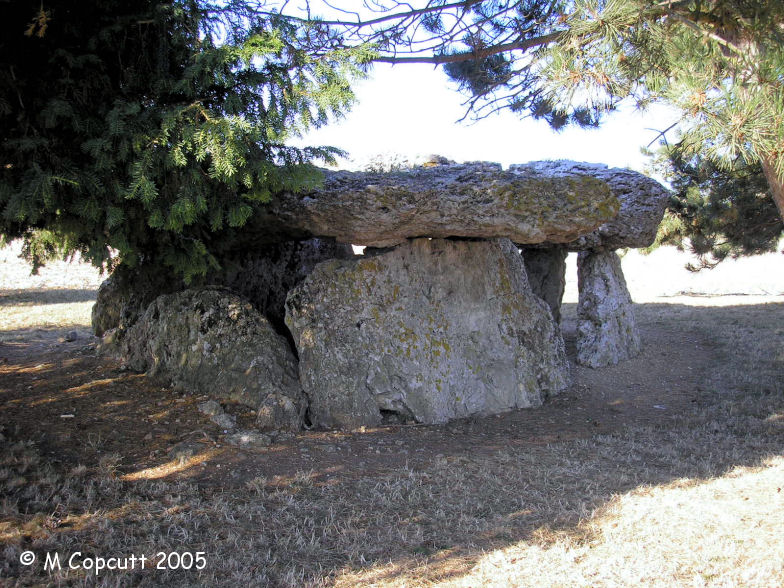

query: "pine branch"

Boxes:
[373, 31, 562, 64]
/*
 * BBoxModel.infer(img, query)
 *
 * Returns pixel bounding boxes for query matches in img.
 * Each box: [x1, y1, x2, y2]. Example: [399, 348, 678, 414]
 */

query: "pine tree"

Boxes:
[648, 144, 783, 269]
[0, 1, 368, 281]
[270, 1, 784, 235]
[537, 0, 784, 220]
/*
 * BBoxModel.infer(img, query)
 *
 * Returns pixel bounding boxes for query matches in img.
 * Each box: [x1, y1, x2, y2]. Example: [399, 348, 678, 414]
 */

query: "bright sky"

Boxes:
[298, 63, 680, 173]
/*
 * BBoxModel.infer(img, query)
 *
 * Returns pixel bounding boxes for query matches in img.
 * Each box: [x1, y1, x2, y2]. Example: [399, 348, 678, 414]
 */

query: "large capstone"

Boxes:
[256, 162, 620, 247]
[521, 245, 568, 323]
[285, 238, 570, 429]
[576, 250, 641, 367]
[512, 161, 670, 251]
[121, 288, 305, 431]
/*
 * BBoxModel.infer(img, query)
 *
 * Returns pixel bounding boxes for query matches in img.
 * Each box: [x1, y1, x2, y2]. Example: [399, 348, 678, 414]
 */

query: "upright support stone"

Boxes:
[285, 238, 570, 429]
[121, 288, 305, 431]
[576, 250, 641, 367]
[209, 238, 353, 333]
[92, 238, 351, 338]
[521, 246, 567, 322]
[92, 276, 124, 337]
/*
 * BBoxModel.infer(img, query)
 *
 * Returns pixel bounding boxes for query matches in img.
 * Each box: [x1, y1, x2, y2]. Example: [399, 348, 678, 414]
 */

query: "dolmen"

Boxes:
[93, 160, 669, 431]
[517, 162, 669, 367]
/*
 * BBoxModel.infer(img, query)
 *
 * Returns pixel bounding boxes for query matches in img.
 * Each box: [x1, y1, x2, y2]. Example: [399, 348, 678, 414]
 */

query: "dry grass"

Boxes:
[1, 245, 783, 587]
[0, 242, 101, 343]
[0, 291, 95, 337]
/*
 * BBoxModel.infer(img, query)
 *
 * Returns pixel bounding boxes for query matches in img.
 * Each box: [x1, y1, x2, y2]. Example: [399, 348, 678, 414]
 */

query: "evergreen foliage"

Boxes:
[647, 145, 783, 270]
[0, 1, 367, 281]
[271, 1, 784, 259]
[539, 0, 784, 194]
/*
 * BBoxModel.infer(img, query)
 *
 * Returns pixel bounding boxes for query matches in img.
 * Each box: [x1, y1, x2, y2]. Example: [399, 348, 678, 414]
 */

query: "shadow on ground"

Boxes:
[0, 288, 98, 306]
[0, 301, 782, 586]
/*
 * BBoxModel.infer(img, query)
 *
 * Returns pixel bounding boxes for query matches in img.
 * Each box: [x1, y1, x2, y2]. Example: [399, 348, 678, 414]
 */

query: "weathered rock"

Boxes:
[198, 400, 223, 417]
[209, 238, 353, 332]
[167, 441, 202, 462]
[92, 264, 183, 339]
[93, 239, 351, 340]
[521, 246, 568, 323]
[258, 162, 620, 247]
[211, 413, 237, 431]
[256, 393, 303, 432]
[576, 250, 641, 367]
[512, 161, 670, 250]
[359, 152, 456, 172]
[225, 430, 272, 448]
[122, 288, 304, 431]
[285, 238, 570, 429]
[91, 277, 126, 337]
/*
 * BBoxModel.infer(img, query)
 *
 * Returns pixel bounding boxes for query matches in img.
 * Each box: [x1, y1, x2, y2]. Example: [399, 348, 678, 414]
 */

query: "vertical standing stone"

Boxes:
[93, 238, 352, 338]
[285, 238, 570, 429]
[210, 238, 353, 332]
[576, 250, 641, 367]
[521, 246, 568, 322]
[121, 289, 305, 431]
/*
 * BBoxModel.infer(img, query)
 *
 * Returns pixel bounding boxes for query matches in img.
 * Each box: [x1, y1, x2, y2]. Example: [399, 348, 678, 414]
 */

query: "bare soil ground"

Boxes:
[1, 243, 783, 587]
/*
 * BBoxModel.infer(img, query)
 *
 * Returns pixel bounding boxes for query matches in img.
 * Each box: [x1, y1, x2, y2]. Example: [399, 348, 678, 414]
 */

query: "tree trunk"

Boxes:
[760, 155, 784, 223]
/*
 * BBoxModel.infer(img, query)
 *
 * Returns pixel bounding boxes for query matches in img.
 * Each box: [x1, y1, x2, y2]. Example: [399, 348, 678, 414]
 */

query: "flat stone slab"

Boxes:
[259, 162, 620, 247]
[285, 238, 570, 429]
[512, 161, 670, 250]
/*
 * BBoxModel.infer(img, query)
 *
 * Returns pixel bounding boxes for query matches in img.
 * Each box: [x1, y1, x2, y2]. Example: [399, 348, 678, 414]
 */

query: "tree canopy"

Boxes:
[0, 1, 368, 281]
[4, 1, 782, 277]
[265, 1, 784, 227]
[649, 145, 783, 269]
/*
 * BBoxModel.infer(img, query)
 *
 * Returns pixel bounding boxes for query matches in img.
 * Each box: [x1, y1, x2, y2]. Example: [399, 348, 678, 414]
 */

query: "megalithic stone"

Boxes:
[285, 238, 570, 429]
[256, 162, 621, 247]
[521, 245, 568, 323]
[509, 161, 671, 251]
[121, 289, 306, 431]
[576, 250, 641, 367]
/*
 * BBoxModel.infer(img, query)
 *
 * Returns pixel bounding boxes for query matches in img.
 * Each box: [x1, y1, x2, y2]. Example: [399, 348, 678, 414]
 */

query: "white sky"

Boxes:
[297, 63, 680, 173]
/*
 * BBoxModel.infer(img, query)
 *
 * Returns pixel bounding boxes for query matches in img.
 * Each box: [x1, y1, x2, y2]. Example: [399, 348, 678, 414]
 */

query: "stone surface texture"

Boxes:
[576, 250, 641, 367]
[209, 238, 354, 332]
[91, 276, 126, 337]
[92, 264, 184, 340]
[122, 288, 304, 431]
[511, 161, 670, 250]
[258, 162, 620, 247]
[285, 238, 570, 429]
[521, 246, 568, 323]
[94, 239, 352, 339]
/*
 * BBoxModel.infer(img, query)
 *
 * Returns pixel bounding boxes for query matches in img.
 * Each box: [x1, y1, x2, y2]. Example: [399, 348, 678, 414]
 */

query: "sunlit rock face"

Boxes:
[511, 161, 670, 251]
[513, 162, 668, 363]
[96, 159, 668, 432]
[576, 250, 641, 368]
[285, 238, 570, 429]
[256, 161, 621, 247]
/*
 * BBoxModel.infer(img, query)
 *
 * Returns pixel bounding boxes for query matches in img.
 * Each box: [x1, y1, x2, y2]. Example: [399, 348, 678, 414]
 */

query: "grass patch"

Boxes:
[0, 282, 782, 585]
